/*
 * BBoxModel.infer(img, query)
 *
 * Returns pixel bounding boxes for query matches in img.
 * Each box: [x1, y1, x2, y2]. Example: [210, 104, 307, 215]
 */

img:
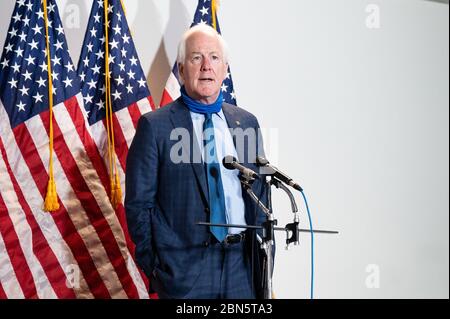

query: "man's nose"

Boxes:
[201, 57, 212, 71]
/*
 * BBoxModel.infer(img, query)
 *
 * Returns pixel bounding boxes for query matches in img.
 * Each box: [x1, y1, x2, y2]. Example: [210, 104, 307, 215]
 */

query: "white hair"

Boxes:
[176, 24, 230, 65]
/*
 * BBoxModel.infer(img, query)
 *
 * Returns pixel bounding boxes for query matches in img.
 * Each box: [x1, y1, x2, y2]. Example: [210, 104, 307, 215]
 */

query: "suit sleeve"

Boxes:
[125, 115, 159, 278]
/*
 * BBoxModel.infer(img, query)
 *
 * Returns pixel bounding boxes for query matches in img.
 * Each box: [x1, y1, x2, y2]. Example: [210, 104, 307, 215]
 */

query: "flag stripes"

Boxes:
[0, 139, 77, 298]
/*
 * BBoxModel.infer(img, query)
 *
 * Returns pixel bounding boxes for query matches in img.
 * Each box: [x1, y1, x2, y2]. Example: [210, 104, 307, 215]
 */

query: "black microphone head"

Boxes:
[222, 155, 237, 170]
[256, 156, 269, 167]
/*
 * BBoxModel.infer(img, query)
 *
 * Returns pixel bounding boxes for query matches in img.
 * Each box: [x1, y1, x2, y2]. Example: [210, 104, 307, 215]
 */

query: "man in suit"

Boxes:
[125, 24, 269, 299]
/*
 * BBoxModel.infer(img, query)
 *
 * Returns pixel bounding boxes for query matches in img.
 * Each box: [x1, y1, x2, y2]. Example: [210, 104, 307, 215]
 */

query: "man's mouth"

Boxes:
[199, 78, 214, 83]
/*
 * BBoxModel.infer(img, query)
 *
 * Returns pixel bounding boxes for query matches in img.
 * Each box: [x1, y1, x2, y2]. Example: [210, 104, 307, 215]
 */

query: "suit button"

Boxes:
[204, 207, 210, 213]
[203, 241, 209, 247]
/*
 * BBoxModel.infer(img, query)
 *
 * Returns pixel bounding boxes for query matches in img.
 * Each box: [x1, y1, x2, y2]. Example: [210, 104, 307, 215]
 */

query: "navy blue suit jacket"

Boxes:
[125, 98, 269, 298]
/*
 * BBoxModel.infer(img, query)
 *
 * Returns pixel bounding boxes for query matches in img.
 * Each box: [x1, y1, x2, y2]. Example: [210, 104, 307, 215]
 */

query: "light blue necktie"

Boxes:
[203, 113, 228, 242]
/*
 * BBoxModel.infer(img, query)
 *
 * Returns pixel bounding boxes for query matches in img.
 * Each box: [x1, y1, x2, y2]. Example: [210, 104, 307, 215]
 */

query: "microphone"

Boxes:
[256, 156, 303, 191]
[222, 156, 259, 179]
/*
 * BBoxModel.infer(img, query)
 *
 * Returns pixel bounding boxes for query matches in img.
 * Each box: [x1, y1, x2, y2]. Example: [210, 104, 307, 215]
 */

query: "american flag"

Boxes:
[0, 0, 147, 298]
[160, 0, 237, 107]
[76, 0, 154, 298]
[77, 0, 155, 196]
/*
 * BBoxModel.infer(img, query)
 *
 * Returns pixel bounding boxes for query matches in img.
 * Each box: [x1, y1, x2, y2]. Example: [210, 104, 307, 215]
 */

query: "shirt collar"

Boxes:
[190, 109, 225, 121]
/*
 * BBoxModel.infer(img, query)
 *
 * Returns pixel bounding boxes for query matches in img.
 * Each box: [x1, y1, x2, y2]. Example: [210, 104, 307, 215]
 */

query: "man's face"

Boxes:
[179, 32, 228, 105]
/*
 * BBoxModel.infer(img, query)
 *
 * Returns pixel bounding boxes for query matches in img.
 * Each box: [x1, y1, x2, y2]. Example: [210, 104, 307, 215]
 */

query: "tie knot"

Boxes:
[204, 113, 213, 121]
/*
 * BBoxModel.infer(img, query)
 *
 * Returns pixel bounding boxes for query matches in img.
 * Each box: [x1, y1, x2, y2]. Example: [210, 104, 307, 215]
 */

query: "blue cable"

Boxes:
[300, 190, 314, 299]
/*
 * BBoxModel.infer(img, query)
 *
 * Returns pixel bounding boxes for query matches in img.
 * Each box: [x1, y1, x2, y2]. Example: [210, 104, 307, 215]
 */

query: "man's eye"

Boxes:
[192, 56, 202, 62]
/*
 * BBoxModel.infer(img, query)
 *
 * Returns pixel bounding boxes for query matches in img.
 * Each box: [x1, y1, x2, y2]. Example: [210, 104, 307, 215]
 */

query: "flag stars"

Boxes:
[115, 75, 124, 86]
[200, 6, 209, 16]
[93, 12, 101, 23]
[18, 31, 27, 42]
[112, 89, 121, 100]
[29, 39, 39, 50]
[108, 54, 115, 64]
[122, 34, 130, 44]
[118, 61, 125, 71]
[87, 42, 94, 52]
[130, 56, 138, 66]
[110, 38, 119, 50]
[5, 43, 14, 53]
[51, 70, 59, 81]
[11, 62, 21, 73]
[87, 79, 97, 90]
[14, 47, 24, 57]
[17, 100, 26, 112]
[17, 0, 26, 7]
[36, 9, 44, 20]
[65, 62, 74, 72]
[84, 94, 93, 104]
[39, 61, 48, 72]
[63, 77, 73, 88]
[221, 83, 228, 92]
[22, 70, 33, 81]
[19, 85, 29, 96]
[83, 57, 90, 67]
[12, 12, 22, 23]
[47, 3, 56, 13]
[138, 77, 146, 88]
[8, 27, 18, 38]
[127, 69, 136, 80]
[56, 24, 64, 35]
[126, 83, 134, 94]
[113, 24, 121, 35]
[79, 71, 86, 82]
[22, 16, 30, 27]
[33, 92, 44, 103]
[96, 100, 105, 110]
[32, 24, 42, 35]
[121, 48, 127, 58]
[51, 56, 61, 66]
[37, 77, 46, 87]
[25, 1, 33, 11]
[91, 65, 101, 75]
[1, 58, 9, 69]
[95, 49, 104, 60]
[54, 40, 64, 51]
[90, 27, 97, 37]
[8, 78, 18, 89]
[108, 4, 114, 14]
[116, 12, 122, 21]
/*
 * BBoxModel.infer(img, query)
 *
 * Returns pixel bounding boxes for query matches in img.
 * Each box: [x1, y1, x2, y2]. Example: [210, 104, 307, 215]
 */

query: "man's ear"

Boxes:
[222, 63, 229, 81]
[178, 63, 185, 82]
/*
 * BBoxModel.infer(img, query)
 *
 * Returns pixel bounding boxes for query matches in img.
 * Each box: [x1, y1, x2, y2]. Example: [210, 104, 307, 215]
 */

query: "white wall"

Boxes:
[1, 0, 448, 299]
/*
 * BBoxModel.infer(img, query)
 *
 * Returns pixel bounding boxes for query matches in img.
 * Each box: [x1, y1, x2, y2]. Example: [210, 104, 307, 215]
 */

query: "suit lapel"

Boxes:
[169, 99, 209, 204]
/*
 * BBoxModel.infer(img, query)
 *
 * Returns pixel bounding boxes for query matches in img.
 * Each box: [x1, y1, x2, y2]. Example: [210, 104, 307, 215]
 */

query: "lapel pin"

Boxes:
[236, 121, 240, 126]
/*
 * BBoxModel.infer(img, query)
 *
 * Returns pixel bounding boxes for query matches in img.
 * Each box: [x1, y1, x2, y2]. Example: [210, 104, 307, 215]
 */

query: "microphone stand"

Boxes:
[197, 174, 338, 299]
